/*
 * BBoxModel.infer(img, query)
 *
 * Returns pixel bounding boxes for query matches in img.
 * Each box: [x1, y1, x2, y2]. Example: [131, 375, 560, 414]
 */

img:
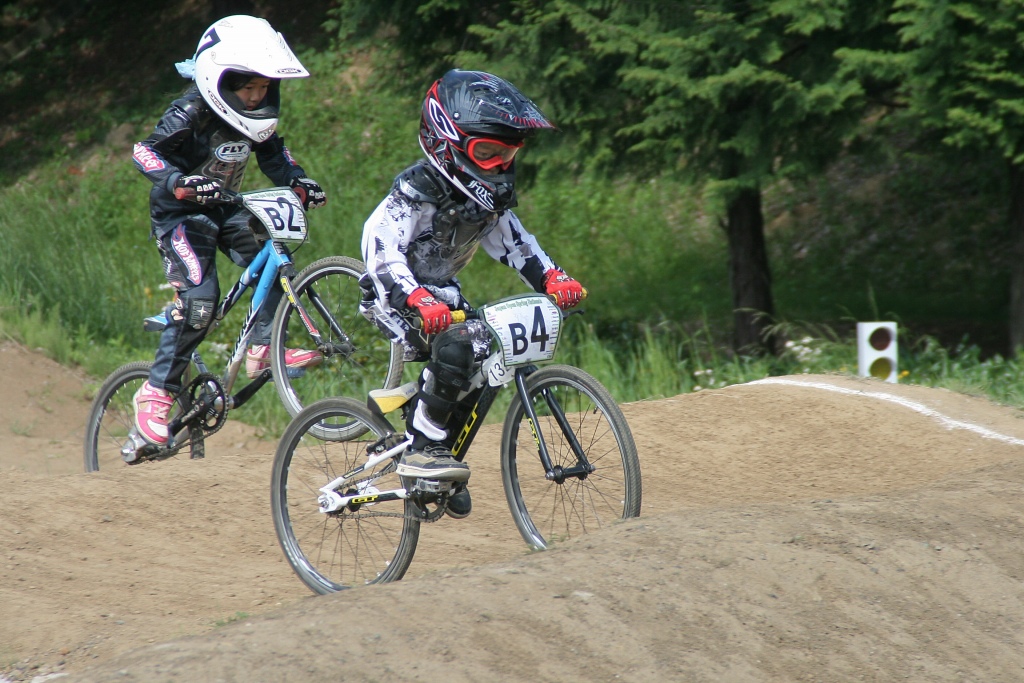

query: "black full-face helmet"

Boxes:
[419, 69, 554, 212]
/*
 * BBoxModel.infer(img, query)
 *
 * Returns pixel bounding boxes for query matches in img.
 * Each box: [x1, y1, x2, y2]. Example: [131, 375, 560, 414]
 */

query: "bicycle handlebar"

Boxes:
[173, 186, 244, 205]
[447, 288, 588, 325]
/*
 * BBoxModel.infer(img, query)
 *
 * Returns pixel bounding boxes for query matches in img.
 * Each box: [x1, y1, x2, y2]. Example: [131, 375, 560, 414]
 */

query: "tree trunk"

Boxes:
[1010, 162, 1024, 354]
[724, 186, 778, 355]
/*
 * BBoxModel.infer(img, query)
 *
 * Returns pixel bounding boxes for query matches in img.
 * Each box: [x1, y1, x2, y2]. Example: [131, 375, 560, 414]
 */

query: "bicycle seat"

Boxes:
[368, 381, 417, 415]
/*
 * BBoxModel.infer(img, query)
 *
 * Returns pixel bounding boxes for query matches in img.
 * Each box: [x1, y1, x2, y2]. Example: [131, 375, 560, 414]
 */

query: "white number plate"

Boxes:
[480, 294, 561, 367]
[242, 188, 307, 242]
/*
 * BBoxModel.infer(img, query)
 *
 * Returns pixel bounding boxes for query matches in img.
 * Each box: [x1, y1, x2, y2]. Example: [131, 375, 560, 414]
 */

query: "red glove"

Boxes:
[543, 269, 584, 310]
[406, 287, 452, 334]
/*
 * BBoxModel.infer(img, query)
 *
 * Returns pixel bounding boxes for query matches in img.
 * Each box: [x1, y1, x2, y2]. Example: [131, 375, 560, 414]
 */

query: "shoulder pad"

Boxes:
[393, 160, 451, 205]
[171, 86, 212, 128]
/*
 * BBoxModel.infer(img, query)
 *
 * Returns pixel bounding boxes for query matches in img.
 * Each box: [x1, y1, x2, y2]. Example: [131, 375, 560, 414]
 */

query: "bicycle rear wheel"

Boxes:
[270, 256, 403, 439]
[82, 361, 197, 471]
[271, 397, 419, 593]
[500, 365, 642, 550]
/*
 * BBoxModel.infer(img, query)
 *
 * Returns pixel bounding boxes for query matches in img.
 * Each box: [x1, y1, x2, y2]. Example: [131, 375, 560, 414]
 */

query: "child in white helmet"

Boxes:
[131, 15, 326, 445]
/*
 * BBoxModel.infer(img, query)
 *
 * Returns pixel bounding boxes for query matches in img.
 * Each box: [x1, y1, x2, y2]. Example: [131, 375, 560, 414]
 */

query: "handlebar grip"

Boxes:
[547, 287, 589, 306]
[173, 187, 241, 204]
[451, 310, 467, 324]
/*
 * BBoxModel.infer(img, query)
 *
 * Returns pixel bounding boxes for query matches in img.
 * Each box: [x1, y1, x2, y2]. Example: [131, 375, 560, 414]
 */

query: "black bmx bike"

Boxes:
[271, 293, 642, 593]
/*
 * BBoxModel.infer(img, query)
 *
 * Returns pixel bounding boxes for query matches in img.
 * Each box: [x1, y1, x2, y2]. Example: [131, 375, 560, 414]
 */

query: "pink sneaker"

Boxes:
[133, 381, 174, 445]
[246, 344, 323, 379]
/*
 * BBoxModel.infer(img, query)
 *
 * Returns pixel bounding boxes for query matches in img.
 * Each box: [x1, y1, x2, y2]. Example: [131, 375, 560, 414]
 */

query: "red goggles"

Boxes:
[466, 137, 524, 171]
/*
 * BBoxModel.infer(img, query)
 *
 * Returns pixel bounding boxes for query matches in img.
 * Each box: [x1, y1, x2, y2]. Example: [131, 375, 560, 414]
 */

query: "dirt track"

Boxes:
[2, 340, 1024, 682]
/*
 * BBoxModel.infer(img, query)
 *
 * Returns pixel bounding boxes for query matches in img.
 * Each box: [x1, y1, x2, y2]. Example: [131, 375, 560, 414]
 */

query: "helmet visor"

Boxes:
[467, 137, 524, 171]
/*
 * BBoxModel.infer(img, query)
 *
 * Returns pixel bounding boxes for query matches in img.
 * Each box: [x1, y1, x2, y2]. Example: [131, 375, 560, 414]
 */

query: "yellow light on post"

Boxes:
[857, 322, 898, 382]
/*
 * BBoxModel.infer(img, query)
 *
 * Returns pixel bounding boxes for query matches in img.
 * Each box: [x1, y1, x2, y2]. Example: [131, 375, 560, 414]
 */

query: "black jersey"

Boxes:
[132, 85, 306, 236]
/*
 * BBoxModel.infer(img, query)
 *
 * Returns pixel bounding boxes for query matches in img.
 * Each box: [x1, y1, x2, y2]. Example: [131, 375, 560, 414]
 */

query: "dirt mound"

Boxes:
[2, 340, 1024, 682]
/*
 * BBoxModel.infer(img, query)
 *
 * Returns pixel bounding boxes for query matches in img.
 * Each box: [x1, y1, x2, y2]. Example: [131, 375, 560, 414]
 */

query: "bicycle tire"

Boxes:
[500, 365, 642, 550]
[82, 361, 198, 471]
[271, 397, 419, 593]
[270, 255, 403, 440]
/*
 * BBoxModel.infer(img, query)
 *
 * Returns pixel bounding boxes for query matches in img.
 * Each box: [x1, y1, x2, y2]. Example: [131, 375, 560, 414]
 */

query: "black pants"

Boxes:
[148, 210, 282, 393]
[405, 320, 493, 448]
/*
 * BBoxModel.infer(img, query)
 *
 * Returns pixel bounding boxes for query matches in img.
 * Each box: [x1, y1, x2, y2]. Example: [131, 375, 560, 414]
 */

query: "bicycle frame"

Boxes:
[316, 294, 596, 514]
[144, 188, 336, 411]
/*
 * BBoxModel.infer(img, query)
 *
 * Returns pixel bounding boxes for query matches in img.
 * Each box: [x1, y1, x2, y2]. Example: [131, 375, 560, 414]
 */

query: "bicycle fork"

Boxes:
[514, 371, 596, 484]
[277, 266, 355, 359]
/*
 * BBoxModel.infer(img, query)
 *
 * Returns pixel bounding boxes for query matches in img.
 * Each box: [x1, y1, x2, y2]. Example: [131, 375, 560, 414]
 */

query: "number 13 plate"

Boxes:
[480, 294, 562, 367]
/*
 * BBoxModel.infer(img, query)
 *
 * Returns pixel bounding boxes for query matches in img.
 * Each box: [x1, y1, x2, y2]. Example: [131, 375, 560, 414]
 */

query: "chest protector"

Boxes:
[394, 161, 500, 284]
[177, 94, 253, 193]
[189, 128, 251, 193]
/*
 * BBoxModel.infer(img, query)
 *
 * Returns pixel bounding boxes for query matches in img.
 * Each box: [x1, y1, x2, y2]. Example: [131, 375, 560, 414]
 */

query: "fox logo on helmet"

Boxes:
[466, 180, 495, 210]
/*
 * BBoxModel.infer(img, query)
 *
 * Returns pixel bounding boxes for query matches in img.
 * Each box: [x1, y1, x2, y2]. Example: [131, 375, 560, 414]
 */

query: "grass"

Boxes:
[0, 41, 1019, 436]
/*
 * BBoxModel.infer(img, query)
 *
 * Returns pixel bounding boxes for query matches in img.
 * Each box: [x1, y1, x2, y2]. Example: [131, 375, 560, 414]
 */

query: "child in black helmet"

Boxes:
[131, 15, 326, 445]
[359, 69, 584, 515]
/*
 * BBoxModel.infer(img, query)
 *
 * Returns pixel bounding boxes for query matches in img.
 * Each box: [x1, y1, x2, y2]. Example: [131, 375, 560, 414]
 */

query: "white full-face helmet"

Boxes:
[191, 15, 309, 142]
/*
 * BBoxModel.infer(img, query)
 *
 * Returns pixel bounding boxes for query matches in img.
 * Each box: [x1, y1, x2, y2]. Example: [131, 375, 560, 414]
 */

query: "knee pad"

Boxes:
[168, 296, 217, 332]
[430, 324, 476, 383]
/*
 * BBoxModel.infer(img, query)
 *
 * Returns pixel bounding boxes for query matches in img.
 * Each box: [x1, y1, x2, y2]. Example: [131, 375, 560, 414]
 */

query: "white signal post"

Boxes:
[857, 322, 898, 383]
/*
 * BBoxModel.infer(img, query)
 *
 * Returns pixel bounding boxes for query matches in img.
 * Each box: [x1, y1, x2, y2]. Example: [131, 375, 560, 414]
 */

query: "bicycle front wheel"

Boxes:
[500, 365, 642, 550]
[271, 397, 419, 594]
[270, 256, 403, 439]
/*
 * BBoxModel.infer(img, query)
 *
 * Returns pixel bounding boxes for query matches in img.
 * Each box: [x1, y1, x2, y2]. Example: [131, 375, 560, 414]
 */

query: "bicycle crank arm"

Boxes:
[230, 369, 273, 410]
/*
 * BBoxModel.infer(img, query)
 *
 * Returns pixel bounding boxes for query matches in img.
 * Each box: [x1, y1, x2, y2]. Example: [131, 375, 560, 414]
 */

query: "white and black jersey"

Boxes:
[360, 160, 563, 348]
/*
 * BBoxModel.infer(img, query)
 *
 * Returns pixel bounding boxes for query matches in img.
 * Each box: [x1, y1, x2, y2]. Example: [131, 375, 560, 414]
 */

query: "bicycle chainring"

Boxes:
[182, 373, 228, 436]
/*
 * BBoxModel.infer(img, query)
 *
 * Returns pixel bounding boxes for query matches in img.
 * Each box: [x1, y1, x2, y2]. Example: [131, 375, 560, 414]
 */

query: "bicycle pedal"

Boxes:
[286, 367, 306, 379]
[411, 479, 454, 495]
[122, 432, 163, 464]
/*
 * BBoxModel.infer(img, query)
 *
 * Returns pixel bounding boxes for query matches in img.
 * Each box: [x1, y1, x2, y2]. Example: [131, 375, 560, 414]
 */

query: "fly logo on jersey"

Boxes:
[214, 142, 250, 163]
[171, 225, 203, 286]
[132, 143, 165, 172]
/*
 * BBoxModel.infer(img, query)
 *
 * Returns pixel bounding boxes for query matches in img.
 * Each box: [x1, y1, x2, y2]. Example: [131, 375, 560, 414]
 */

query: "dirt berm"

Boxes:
[1, 340, 1023, 682]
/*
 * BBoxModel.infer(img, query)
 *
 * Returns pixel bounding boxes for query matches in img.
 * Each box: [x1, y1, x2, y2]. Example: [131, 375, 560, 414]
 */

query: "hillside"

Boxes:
[0, 0, 335, 184]
[2, 341, 1024, 681]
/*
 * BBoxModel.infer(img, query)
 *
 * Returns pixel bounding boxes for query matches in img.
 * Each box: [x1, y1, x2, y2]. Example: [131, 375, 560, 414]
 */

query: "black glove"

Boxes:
[290, 177, 327, 210]
[174, 175, 222, 204]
